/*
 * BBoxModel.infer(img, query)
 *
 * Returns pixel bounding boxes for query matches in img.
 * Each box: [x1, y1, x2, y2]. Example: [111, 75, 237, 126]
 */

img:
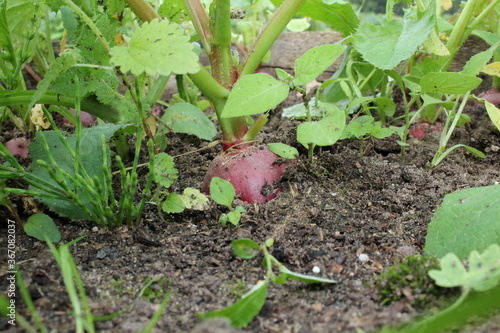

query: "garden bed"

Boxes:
[1, 91, 499, 332]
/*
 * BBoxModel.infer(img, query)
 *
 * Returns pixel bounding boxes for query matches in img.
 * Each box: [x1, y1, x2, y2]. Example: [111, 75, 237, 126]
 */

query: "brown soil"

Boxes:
[1, 91, 500, 333]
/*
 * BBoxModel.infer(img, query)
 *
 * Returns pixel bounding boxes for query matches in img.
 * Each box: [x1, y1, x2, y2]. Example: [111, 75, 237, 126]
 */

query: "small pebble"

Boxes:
[358, 253, 370, 263]
[312, 266, 321, 274]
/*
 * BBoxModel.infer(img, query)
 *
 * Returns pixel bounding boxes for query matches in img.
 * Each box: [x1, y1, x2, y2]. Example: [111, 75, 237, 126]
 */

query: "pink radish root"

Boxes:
[202, 144, 294, 203]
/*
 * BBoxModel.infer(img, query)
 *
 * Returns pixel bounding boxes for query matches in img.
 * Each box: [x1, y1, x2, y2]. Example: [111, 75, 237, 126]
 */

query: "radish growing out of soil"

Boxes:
[125, 0, 351, 202]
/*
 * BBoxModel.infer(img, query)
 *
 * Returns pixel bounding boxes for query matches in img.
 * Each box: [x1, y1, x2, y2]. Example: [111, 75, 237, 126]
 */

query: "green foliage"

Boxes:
[23, 213, 61, 243]
[271, 0, 359, 36]
[297, 105, 346, 147]
[293, 44, 346, 86]
[221, 73, 290, 118]
[267, 143, 298, 159]
[110, 18, 199, 76]
[420, 72, 482, 94]
[374, 254, 445, 307]
[425, 184, 500, 260]
[153, 153, 178, 188]
[198, 280, 268, 329]
[342, 115, 397, 140]
[160, 103, 217, 141]
[210, 177, 246, 226]
[429, 244, 500, 292]
[352, 11, 434, 70]
[28, 124, 130, 220]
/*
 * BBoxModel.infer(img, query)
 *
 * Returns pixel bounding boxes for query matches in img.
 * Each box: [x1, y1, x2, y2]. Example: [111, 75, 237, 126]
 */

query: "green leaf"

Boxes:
[428, 244, 500, 292]
[221, 74, 289, 118]
[275, 68, 293, 83]
[158, 0, 188, 24]
[162, 193, 185, 213]
[110, 19, 199, 76]
[180, 188, 209, 210]
[375, 96, 396, 117]
[274, 266, 336, 285]
[420, 72, 482, 94]
[421, 94, 455, 110]
[271, 0, 359, 36]
[267, 143, 298, 159]
[210, 177, 235, 208]
[23, 213, 61, 243]
[227, 210, 241, 226]
[198, 280, 268, 328]
[161, 103, 217, 141]
[297, 104, 345, 147]
[28, 124, 129, 220]
[352, 12, 434, 69]
[461, 42, 499, 76]
[425, 184, 500, 260]
[153, 153, 178, 188]
[293, 44, 346, 86]
[484, 100, 500, 132]
[231, 239, 261, 259]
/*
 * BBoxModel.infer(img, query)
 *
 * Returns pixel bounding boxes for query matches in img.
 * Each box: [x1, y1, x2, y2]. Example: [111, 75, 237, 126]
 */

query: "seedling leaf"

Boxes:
[210, 177, 235, 208]
[162, 193, 185, 213]
[274, 266, 336, 285]
[221, 74, 289, 118]
[462, 43, 499, 76]
[293, 44, 346, 86]
[24, 213, 61, 243]
[425, 184, 500, 260]
[267, 143, 298, 159]
[153, 153, 178, 188]
[180, 188, 209, 210]
[232, 239, 261, 259]
[428, 244, 500, 292]
[297, 105, 345, 147]
[110, 19, 199, 76]
[227, 210, 241, 226]
[198, 280, 268, 328]
[161, 103, 217, 141]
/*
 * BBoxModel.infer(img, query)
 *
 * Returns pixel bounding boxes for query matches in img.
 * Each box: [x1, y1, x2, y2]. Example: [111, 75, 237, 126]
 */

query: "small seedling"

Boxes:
[209, 177, 246, 226]
[198, 238, 336, 328]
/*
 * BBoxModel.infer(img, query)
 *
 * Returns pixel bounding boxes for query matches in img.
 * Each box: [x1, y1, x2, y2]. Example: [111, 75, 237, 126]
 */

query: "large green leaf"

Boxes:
[110, 19, 199, 76]
[425, 185, 500, 260]
[420, 72, 482, 94]
[198, 280, 268, 328]
[28, 124, 130, 220]
[221, 74, 289, 117]
[352, 11, 434, 70]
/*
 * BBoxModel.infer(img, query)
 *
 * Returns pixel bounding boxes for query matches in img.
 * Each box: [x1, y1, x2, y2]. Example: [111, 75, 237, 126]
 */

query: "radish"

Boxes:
[478, 89, 500, 106]
[5, 137, 30, 159]
[202, 145, 293, 203]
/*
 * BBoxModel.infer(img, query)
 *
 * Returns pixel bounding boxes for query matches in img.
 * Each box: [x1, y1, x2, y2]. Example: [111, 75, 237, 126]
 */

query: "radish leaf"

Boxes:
[297, 105, 345, 147]
[221, 74, 289, 117]
[161, 103, 217, 141]
[267, 143, 298, 159]
[210, 177, 235, 208]
[484, 100, 500, 131]
[420, 72, 482, 94]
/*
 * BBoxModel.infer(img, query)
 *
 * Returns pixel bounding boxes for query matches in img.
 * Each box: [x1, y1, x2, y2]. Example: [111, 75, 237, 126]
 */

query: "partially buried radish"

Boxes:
[202, 144, 293, 203]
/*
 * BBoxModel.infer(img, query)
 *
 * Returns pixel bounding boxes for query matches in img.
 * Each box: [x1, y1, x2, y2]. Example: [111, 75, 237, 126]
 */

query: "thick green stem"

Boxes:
[238, 0, 307, 77]
[211, 0, 235, 88]
[0, 91, 122, 123]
